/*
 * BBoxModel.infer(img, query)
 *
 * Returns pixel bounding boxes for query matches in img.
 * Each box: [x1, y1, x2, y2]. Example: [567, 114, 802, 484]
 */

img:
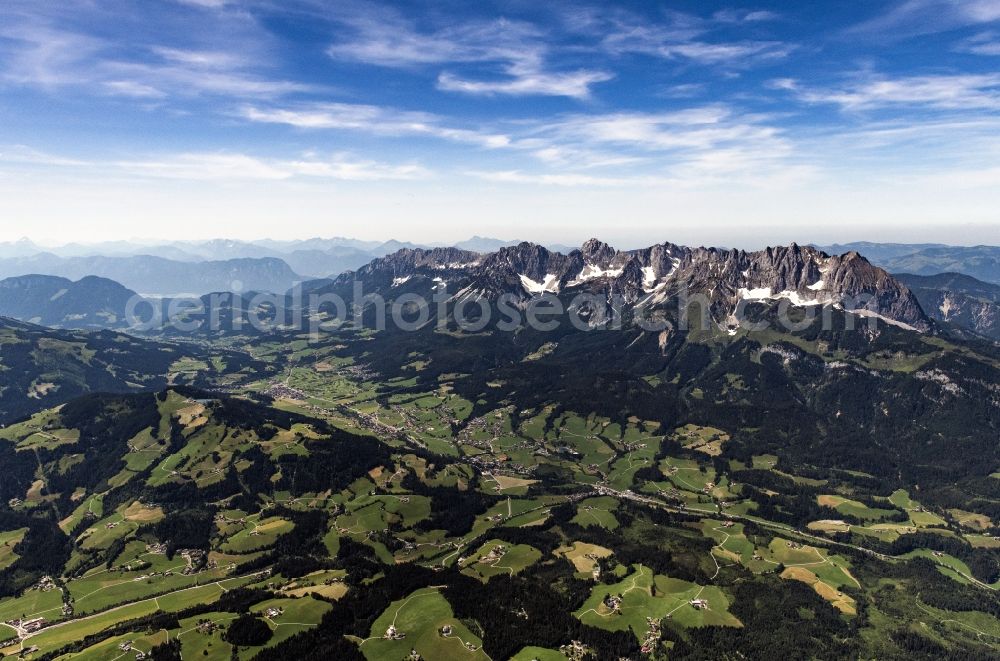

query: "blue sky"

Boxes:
[0, 0, 998, 248]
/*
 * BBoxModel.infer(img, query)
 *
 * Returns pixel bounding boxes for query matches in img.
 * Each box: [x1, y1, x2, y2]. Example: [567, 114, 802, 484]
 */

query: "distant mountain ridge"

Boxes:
[818, 242, 1000, 284]
[0, 275, 136, 329]
[0, 254, 302, 296]
[896, 272, 1000, 340]
[0, 236, 526, 285]
[322, 239, 931, 332]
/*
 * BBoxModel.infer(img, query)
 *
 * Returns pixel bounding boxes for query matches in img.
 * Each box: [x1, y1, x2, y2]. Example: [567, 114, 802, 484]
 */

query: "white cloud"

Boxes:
[849, 0, 1000, 37]
[466, 170, 644, 187]
[102, 80, 168, 98]
[776, 73, 1000, 110]
[121, 153, 292, 180]
[174, 0, 230, 7]
[0, 145, 89, 167]
[535, 107, 788, 155]
[1, 146, 429, 182]
[602, 28, 789, 64]
[957, 31, 1000, 54]
[595, 7, 791, 65]
[437, 67, 612, 98]
[0, 23, 105, 87]
[325, 11, 611, 98]
[120, 153, 430, 182]
[240, 99, 804, 186]
[240, 103, 511, 148]
[0, 7, 305, 100]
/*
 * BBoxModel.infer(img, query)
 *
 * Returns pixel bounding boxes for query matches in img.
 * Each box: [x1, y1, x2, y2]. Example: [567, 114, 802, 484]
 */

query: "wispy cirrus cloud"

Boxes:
[957, 31, 1000, 55]
[239, 103, 512, 148]
[239, 97, 802, 184]
[848, 0, 1000, 37]
[535, 107, 786, 153]
[0, 146, 429, 182]
[600, 23, 790, 64]
[101, 48, 312, 99]
[324, 6, 611, 98]
[0, 2, 307, 100]
[581, 6, 790, 66]
[120, 152, 429, 181]
[437, 64, 613, 99]
[773, 73, 1000, 110]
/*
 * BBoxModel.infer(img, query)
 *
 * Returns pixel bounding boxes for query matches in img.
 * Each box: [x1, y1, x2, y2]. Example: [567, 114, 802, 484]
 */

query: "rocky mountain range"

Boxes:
[323, 239, 931, 332]
[897, 272, 1000, 340]
[14, 239, 1000, 340]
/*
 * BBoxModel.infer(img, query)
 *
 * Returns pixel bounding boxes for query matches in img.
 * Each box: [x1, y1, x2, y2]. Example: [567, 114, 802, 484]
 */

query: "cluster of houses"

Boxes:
[215, 512, 247, 526]
[640, 616, 661, 655]
[116, 559, 152, 574]
[178, 548, 207, 574]
[557, 640, 592, 660]
[465, 454, 531, 479]
[262, 383, 308, 401]
[130, 568, 173, 583]
[8, 617, 45, 634]
[585, 553, 605, 580]
[195, 619, 220, 634]
[478, 544, 508, 566]
[33, 576, 57, 592]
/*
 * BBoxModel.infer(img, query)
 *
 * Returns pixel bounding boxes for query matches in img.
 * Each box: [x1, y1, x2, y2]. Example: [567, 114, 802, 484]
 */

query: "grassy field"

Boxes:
[817, 495, 899, 521]
[510, 647, 567, 660]
[554, 541, 613, 577]
[219, 515, 295, 554]
[248, 596, 333, 653]
[358, 588, 489, 660]
[571, 496, 620, 530]
[459, 539, 541, 582]
[0, 528, 27, 571]
[575, 565, 741, 641]
[948, 509, 993, 531]
[0, 585, 65, 623]
[673, 424, 730, 456]
[0, 601, 159, 658]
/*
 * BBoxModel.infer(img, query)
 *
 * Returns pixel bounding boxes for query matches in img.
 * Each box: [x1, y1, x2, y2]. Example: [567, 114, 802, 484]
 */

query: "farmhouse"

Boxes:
[21, 617, 46, 632]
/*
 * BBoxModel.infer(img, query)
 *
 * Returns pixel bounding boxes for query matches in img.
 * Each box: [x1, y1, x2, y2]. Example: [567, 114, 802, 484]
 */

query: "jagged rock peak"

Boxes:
[579, 238, 617, 265]
[337, 239, 931, 331]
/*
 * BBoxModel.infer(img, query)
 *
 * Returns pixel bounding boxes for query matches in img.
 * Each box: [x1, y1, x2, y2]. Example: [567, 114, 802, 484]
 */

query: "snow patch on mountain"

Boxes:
[519, 273, 560, 294]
